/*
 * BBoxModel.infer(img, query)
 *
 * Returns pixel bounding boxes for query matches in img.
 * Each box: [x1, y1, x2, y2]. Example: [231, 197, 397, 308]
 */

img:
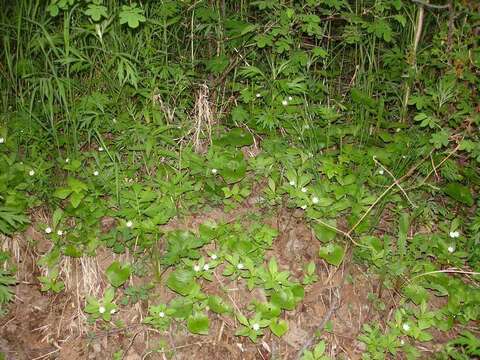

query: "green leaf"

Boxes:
[52, 208, 63, 229]
[213, 128, 254, 148]
[366, 19, 393, 42]
[443, 183, 474, 206]
[67, 177, 88, 193]
[430, 130, 450, 149]
[403, 284, 429, 305]
[119, 4, 146, 28]
[64, 244, 82, 257]
[187, 312, 209, 335]
[47, 4, 59, 17]
[53, 188, 72, 200]
[398, 213, 409, 257]
[69, 191, 84, 208]
[205, 55, 229, 74]
[269, 319, 288, 337]
[312, 220, 337, 243]
[313, 341, 326, 357]
[104, 287, 115, 302]
[268, 258, 278, 274]
[208, 296, 231, 314]
[106, 261, 131, 288]
[351, 87, 377, 108]
[318, 243, 345, 266]
[85, 4, 108, 21]
[166, 269, 196, 296]
[271, 288, 295, 310]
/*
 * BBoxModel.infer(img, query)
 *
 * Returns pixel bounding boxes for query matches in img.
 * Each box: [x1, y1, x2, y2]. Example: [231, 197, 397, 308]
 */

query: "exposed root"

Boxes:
[152, 91, 176, 124]
[192, 83, 215, 153]
[0, 234, 20, 266]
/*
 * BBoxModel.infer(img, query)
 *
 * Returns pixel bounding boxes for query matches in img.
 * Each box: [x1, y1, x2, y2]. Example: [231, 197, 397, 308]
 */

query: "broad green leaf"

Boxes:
[106, 261, 131, 288]
[268, 258, 278, 274]
[67, 177, 87, 193]
[119, 4, 146, 28]
[205, 55, 229, 74]
[187, 312, 210, 335]
[166, 269, 196, 296]
[443, 183, 474, 206]
[53, 188, 72, 200]
[85, 4, 107, 21]
[104, 287, 115, 302]
[52, 208, 63, 229]
[208, 296, 231, 314]
[64, 244, 82, 257]
[271, 288, 295, 310]
[316, 197, 334, 207]
[312, 220, 337, 243]
[269, 319, 288, 337]
[69, 191, 84, 208]
[403, 284, 429, 305]
[214, 128, 254, 148]
[351, 88, 377, 108]
[318, 243, 345, 266]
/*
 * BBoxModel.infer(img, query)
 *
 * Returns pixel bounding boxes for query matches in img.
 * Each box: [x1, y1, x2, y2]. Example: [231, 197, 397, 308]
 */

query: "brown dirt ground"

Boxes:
[0, 200, 456, 360]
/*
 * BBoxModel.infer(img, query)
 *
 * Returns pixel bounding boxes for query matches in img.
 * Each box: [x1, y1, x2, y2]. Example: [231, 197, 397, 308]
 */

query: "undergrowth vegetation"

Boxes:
[0, 0, 479, 359]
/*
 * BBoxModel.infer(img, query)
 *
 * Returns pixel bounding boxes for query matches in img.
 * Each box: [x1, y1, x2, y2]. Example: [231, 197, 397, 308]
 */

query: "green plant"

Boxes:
[301, 341, 332, 360]
[84, 288, 118, 322]
[0, 264, 16, 314]
[38, 268, 65, 294]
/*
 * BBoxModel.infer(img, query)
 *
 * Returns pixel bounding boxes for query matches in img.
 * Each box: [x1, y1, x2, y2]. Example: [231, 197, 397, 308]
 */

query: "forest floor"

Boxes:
[0, 193, 460, 360]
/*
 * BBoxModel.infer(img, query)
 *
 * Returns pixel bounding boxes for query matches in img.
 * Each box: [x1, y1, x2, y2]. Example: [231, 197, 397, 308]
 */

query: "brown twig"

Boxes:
[296, 287, 341, 359]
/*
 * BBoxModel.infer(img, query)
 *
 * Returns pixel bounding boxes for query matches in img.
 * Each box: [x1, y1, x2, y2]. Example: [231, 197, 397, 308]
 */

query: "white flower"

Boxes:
[303, 124, 310, 129]
[65, 158, 70, 163]
[400, 339, 405, 345]
[110, 309, 116, 314]
[301, 205, 307, 210]
[45, 227, 52, 234]
[256, 93, 261, 98]
[402, 323, 410, 332]
[98, 306, 106, 314]
[93, 170, 99, 176]
[237, 263, 244, 270]
[449, 231, 460, 238]
[289, 180, 296, 186]
[57, 230, 63, 236]
[210, 254, 218, 260]
[159, 311, 165, 318]
[288, 96, 293, 101]
[211, 168, 218, 175]
[193, 265, 201, 272]
[301, 187, 307, 193]
[378, 169, 384, 175]
[98, 146, 104, 152]
[402, 155, 406, 159]
[112, 118, 117, 123]
[0, 138, 4, 144]
[203, 264, 210, 271]
[29, 170, 35, 176]
[396, 128, 401, 132]
[252, 323, 260, 331]
[447, 246, 455, 253]
[126, 220, 133, 228]
[282, 99, 288, 106]
[311, 196, 319, 204]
